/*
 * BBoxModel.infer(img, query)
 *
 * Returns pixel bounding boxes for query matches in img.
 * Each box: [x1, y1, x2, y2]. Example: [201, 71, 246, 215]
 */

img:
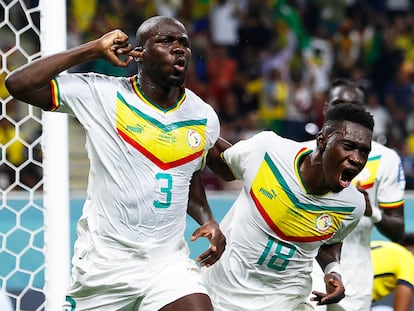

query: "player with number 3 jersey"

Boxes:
[6, 16, 226, 311]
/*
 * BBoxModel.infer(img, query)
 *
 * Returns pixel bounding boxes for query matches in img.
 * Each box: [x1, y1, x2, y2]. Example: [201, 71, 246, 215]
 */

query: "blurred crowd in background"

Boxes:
[3, 0, 414, 190]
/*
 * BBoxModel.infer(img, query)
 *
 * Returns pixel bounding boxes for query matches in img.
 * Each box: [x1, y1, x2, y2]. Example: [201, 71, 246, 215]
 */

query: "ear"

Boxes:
[316, 132, 326, 150]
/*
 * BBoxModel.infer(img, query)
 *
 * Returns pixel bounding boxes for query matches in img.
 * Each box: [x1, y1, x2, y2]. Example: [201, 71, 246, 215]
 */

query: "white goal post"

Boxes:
[0, 1, 70, 310]
[40, 1, 70, 310]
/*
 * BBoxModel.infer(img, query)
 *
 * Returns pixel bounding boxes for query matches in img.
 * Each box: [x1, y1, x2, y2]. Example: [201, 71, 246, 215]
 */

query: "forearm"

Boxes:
[393, 284, 413, 311]
[6, 40, 99, 96]
[187, 171, 214, 225]
[316, 243, 342, 272]
[5, 39, 102, 111]
[187, 200, 214, 225]
[206, 137, 235, 181]
[6, 29, 133, 110]
[312, 243, 345, 305]
[188, 171, 226, 265]
[375, 208, 404, 242]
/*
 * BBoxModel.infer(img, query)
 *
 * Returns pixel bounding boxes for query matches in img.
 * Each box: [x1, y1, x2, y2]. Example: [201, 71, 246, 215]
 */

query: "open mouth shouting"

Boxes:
[339, 167, 358, 188]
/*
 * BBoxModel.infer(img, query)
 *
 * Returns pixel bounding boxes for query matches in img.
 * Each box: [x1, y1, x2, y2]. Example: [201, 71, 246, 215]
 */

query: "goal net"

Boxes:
[1, 1, 69, 310]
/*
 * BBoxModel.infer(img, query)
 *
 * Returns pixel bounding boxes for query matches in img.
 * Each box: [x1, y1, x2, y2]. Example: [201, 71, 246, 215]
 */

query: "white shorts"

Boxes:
[206, 291, 314, 311]
[202, 265, 314, 311]
[63, 234, 208, 311]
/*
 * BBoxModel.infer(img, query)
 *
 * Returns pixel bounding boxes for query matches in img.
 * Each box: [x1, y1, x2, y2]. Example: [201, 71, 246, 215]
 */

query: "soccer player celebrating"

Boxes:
[308, 79, 405, 311]
[202, 103, 374, 310]
[5, 16, 226, 311]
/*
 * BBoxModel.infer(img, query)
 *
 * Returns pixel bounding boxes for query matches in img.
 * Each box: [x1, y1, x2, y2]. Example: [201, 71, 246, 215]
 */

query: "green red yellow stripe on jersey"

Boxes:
[116, 93, 207, 169]
[379, 200, 404, 209]
[294, 147, 312, 193]
[250, 152, 355, 242]
[130, 76, 186, 112]
[50, 79, 60, 111]
[353, 155, 381, 190]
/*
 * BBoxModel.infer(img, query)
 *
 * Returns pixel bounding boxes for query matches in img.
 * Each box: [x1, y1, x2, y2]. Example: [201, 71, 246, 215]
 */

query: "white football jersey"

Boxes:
[202, 131, 365, 311]
[50, 73, 219, 254]
[304, 139, 406, 311]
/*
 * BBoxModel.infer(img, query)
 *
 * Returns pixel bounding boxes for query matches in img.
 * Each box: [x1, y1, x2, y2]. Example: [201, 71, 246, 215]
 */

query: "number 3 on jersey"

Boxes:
[258, 236, 296, 271]
[154, 173, 172, 208]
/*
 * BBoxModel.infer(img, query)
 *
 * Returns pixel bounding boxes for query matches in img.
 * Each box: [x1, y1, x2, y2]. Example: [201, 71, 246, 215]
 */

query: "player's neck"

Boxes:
[138, 75, 183, 109]
[300, 153, 329, 195]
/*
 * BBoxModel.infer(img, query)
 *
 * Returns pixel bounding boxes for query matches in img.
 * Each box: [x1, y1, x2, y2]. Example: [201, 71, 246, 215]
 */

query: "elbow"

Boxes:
[5, 73, 22, 98]
[385, 225, 404, 243]
[207, 163, 236, 181]
[5, 73, 52, 110]
[221, 172, 237, 181]
[5, 74, 15, 95]
[393, 227, 405, 243]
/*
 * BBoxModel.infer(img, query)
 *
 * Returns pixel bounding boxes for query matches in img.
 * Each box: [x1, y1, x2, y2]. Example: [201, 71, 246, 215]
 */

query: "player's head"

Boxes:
[323, 101, 374, 131]
[324, 78, 365, 116]
[317, 103, 374, 193]
[134, 16, 191, 87]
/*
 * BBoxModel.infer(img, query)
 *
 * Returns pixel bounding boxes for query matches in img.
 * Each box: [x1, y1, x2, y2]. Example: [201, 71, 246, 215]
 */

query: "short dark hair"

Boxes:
[324, 103, 374, 131]
[325, 78, 366, 109]
[135, 16, 187, 46]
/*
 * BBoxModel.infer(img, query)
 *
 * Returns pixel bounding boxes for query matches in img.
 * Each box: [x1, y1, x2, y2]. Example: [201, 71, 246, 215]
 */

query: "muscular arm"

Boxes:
[375, 207, 405, 242]
[312, 243, 345, 305]
[187, 171, 215, 225]
[187, 171, 226, 266]
[357, 184, 404, 242]
[186, 137, 233, 263]
[5, 29, 134, 110]
[316, 243, 342, 272]
[393, 283, 413, 311]
[206, 137, 235, 181]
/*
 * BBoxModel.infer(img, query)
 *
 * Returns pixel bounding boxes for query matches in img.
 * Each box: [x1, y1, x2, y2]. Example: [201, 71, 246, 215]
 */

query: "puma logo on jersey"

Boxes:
[259, 187, 277, 200]
[126, 124, 144, 133]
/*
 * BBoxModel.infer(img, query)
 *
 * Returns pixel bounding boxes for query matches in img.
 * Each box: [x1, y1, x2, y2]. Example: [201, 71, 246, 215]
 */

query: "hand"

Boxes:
[311, 272, 345, 305]
[97, 29, 134, 67]
[190, 220, 226, 267]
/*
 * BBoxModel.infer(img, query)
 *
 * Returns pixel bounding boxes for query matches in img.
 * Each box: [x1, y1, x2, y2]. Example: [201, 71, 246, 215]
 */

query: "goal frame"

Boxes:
[40, 0, 71, 309]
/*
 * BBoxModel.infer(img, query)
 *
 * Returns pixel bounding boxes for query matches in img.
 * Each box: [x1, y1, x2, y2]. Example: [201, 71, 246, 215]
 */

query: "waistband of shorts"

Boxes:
[91, 234, 190, 261]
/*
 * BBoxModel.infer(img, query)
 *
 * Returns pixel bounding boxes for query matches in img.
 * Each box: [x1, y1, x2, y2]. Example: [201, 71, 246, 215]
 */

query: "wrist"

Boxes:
[324, 261, 342, 276]
[370, 207, 382, 224]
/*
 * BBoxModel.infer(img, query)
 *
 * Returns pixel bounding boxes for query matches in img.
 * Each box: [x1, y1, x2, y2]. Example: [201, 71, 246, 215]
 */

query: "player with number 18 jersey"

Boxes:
[202, 131, 365, 311]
